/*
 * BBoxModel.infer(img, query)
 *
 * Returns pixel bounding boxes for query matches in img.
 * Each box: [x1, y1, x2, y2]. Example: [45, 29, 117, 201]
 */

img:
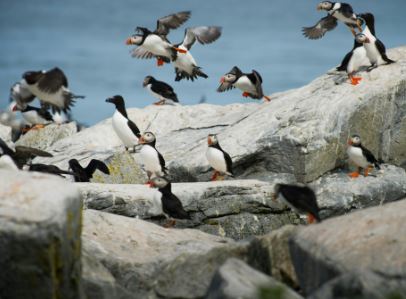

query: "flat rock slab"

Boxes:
[82, 210, 249, 299]
[0, 170, 82, 299]
[289, 199, 406, 296]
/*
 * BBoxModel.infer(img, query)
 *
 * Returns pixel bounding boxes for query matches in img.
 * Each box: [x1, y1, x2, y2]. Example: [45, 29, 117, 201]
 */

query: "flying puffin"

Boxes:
[126, 11, 191, 67]
[336, 39, 366, 85]
[27, 163, 75, 177]
[217, 66, 271, 102]
[106, 95, 141, 152]
[172, 26, 222, 81]
[0, 137, 53, 169]
[139, 132, 167, 183]
[9, 80, 36, 109]
[355, 13, 395, 71]
[347, 134, 381, 178]
[13, 104, 54, 129]
[273, 183, 321, 224]
[68, 159, 110, 182]
[206, 134, 233, 181]
[143, 76, 179, 105]
[149, 176, 191, 227]
[22, 67, 85, 113]
[302, 1, 362, 39]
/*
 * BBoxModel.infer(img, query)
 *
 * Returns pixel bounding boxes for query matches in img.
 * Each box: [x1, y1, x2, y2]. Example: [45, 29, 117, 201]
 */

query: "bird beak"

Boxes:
[220, 77, 226, 83]
[317, 3, 323, 10]
[142, 81, 147, 87]
[12, 105, 18, 112]
[139, 137, 146, 144]
[364, 37, 370, 43]
[105, 98, 113, 103]
[347, 139, 353, 145]
[148, 182, 154, 187]
[125, 37, 133, 45]
[207, 137, 212, 145]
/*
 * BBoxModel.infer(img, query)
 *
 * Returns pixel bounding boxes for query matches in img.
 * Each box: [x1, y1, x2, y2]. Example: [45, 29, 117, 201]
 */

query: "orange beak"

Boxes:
[148, 182, 154, 187]
[219, 76, 225, 83]
[12, 105, 18, 112]
[347, 139, 353, 145]
[139, 136, 146, 144]
[125, 37, 133, 45]
[208, 137, 212, 145]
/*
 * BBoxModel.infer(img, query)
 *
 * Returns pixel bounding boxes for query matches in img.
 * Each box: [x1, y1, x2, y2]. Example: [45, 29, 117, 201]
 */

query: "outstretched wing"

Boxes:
[181, 26, 222, 50]
[251, 70, 264, 99]
[130, 46, 156, 59]
[217, 81, 235, 93]
[302, 15, 338, 40]
[37, 67, 68, 93]
[85, 159, 110, 176]
[339, 3, 355, 18]
[155, 11, 191, 36]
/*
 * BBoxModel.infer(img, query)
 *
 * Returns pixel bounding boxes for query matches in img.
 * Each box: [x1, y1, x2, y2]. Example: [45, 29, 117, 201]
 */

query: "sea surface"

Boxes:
[0, 0, 405, 126]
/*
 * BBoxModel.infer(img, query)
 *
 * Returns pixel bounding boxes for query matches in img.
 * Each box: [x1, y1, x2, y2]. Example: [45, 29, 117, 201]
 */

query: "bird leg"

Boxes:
[348, 167, 361, 178]
[174, 47, 187, 54]
[367, 64, 378, 72]
[32, 124, 46, 130]
[242, 92, 250, 97]
[307, 213, 316, 224]
[211, 171, 219, 181]
[263, 95, 271, 102]
[145, 171, 152, 185]
[364, 166, 372, 177]
[163, 219, 177, 228]
[157, 58, 165, 67]
[153, 99, 165, 105]
[348, 74, 362, 85]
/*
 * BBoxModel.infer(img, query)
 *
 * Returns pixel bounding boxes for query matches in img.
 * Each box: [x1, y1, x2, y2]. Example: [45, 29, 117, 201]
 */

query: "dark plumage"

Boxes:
[143, 76, 179, 105]
[28, 163, 75, 177]
[68, 159, 110, 182]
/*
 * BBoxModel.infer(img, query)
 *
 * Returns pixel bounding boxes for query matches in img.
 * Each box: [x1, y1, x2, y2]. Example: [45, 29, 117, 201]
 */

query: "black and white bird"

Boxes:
[347, 134, 381, 178]
[0, 101, 28, 142]
[172, 26, 222, 81]
[22, 67, 85, 113]
[9, 80, 36, 109]
[139, 132, 167, 183]
[126, 11, 191, 67]
[206, 134, 233, 181]
[336, 39, 366, 85]
[355, 13, 395, 71]
[13, 104, 53, 129]
[273, 184, 321, 224]
[302, 1, 362, 40]
[0, 137, 53, 169]
[106, 95, 141, 152]
[143, 76, 179, 105]
[27, 163, 75, 177]
[217, 66, 271, 102]
[149, 176, 191, 227]
[68, 159, 110, 182]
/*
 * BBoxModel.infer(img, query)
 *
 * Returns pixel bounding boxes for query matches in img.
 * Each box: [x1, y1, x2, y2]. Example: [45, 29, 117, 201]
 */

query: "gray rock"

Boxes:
[0, 123, 12, 142]
[33, 46, 406, 182]
[82, 209, 249, 299]
[0, 170, 82, 299]
[205, 258, 303, 299]
[289, 199, 406, 296]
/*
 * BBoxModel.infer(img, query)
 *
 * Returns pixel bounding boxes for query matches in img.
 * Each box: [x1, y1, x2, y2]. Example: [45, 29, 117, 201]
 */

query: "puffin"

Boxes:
[126, 11, 191, 67]
[68, 159, 110, 182]
[149, 176, 191, 227]
[302, 1, 362, 39]
[172, 26, 222, 81]
[143, 76, 179, 105]
[9, 80, 36, 109]
[347, 134, 381, 178]
[27, 163, 75, 177]
[139, 132, 167, 183]
[336, 39, 366, 85]
[206, 134, 233, 181]
[217, 66, 271, 102]
[22, 67, 85, 113]
[273, 183, 321, 224]
[0, 137, 53, 169]
[106, 95, 141, 152]
[13, 104, 53, 129]
[355, 13, 395, 71]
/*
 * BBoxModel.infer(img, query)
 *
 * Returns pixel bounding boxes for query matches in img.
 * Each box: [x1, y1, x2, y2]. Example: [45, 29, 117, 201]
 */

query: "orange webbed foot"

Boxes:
[211, 171, 219, 181]
[348, 171, 360, 178]
[242, 92, 250, 97]
[163, 219, 176, 228]
[364, 167, 372, 177]
[263, 95, 271, 102]
[307, 213, 316, 224]
[157, 58, 165, 67]
[350, 76, 362, 85]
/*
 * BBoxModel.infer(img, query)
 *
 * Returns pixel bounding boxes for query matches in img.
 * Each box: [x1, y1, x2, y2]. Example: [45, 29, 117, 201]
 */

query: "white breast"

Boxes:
[347, 46, 367, 74]
[362, 27, 381, 64]
[22, 110, 50, 125]
[173, 46, 197, 74]
[206, 147, 227, 174]
[111, 110, 138, 148]
[234, 76, 257, 95]
[143, 35, 172, 58]
[140, 144, 164, 175]
[347, 146, 370, 168]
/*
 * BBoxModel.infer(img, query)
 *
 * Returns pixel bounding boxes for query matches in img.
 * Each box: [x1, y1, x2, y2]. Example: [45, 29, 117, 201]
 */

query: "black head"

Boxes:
[358, 13, 374, 26]
[106, 95, 125, 107]
[150, 176, 170, 189]
[143, 76, 155, 87]
[348, 134, 361, 146]
[68, 158, 80, 169]
[220, 66, 242, 84]
[317, 1, 334, 11]
[22, 70, 43, 85]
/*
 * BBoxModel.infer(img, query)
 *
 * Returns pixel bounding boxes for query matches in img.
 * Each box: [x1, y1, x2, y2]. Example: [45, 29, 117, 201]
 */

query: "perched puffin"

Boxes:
[273, 184, 321, 224]
[22, 67, 85, 113]
[355, 13, 395, 71]
[9, 80, 36, 109]
[303, 1, 362, 39]
[172, 26, 222, 81]
[126, 11, 191, 67]
[13, 104, 53, 129]
[336, 39, 366, 85]
[217, 66, 271, 102]
[0, 137, 53, 169]
[347, 134, 381, 178]
[139, 132, 167, 182]
[68, 159, 110, 182]
[106, 95, 141, 152]
[149, 176, 191, 227]
[27, 163, 75, 177]
[206, 134, 233, 181]
[143, 76, 179, 105]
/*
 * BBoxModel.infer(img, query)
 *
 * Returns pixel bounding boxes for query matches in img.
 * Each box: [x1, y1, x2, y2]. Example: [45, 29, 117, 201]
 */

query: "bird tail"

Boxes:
[383, 56, 395, 65]
[71, 94, 86, 99]
[194, 67, 208, 79]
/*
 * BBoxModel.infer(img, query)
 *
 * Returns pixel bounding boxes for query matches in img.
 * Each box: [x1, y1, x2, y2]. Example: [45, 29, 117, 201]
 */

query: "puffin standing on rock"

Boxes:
[273, 184, 321, 224]
[347, 134, 381, 178]
[106, 95, 141, 152]
[206, 134, 233, 181]
[143, 76, 179, 105]
[68, 159, 110, 182]
[217, 66, 271, 102]
[336, 39, 366, 85]
[139, 132, 167, 183]
[126, 11, 191, 67]
[149, 176, 191, 227]
[13, 105, 54, 130]
[302, 1, 362, 39]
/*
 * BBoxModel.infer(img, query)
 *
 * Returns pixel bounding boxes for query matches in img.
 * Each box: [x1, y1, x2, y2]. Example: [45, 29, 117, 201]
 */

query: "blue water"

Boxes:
[0, 0, 405, 126]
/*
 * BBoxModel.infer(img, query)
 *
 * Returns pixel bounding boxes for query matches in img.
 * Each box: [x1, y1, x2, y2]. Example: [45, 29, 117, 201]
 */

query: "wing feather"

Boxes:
[302, 15, 338, 40]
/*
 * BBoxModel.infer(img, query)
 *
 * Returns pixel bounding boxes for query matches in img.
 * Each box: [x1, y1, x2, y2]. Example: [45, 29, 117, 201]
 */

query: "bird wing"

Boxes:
[360, 145, 379, 165]
[336, 40, 363, 71]
[10, 81, 36, 106]
[223, 151, 233, 175]
[375, 39, 395, 64]
[150, 81, 178, 102]
[37, 108, 54, 121]
[157, 150, 167, 172]
[155, 11, 191, 36]
[130, 46, 156, 59]
[15, 146, 53, 158]
[181, 26, 222, 50]
[127, 119, 141, 138]
[217, 82, 235, 93]
[0, 137, 15, 156]
[302, 15, 338, 40]
[280, 185, 320, 220]
[29, 163, 74, 176]
[339, 3, 355, 19]
[166, 194, 190, 219]
[249, 70, 264, 99]
[85, 159, 110, 176]
[37, 67, 68, 93]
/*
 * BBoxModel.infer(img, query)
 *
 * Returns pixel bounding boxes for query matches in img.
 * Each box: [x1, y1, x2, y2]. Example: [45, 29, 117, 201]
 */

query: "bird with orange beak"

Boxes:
[217, 66, 271, 102]
[206, 134, 233, 181]
[139, 132, 167, 184]
[347, 135, 381, 178]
